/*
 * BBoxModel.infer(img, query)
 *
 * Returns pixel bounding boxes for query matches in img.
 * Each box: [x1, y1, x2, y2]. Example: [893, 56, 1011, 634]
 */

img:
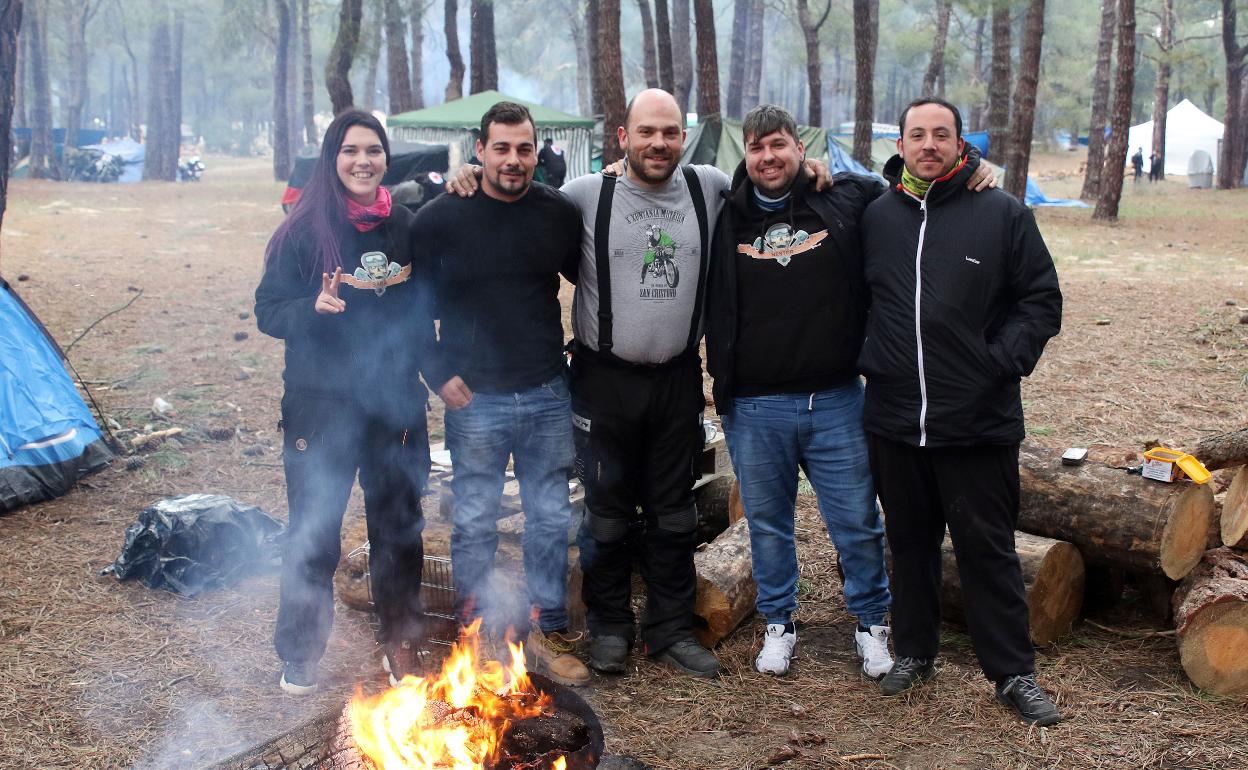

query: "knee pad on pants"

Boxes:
[585, 511, 631, 543]
[655, 506, 697, 534]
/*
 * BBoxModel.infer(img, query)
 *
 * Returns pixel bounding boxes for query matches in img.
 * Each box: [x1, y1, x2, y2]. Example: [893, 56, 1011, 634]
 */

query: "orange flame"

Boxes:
[349, 620, 565, 770]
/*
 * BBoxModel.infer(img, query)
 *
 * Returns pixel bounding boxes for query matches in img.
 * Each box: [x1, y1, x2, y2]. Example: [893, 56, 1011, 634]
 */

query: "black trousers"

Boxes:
[866, 434, 1034, 682]
[274, 392, 430, 664]
[571, 354, 704, 653]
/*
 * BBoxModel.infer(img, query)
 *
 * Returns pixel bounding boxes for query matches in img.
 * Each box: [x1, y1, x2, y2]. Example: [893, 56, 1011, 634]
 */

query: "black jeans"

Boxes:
[867, 434, 1034, 682]
[274, 392, 430, 664]
[571, 355, 704, 653]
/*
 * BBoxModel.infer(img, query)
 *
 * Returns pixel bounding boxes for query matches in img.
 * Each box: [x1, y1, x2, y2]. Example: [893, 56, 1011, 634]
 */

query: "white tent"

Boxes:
[1126, 99, 1224, 176]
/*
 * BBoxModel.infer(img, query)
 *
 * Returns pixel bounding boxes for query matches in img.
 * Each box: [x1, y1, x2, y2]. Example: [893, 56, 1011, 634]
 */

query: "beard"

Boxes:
[487, 164, 531, 196]
[626, 144, 680, 184]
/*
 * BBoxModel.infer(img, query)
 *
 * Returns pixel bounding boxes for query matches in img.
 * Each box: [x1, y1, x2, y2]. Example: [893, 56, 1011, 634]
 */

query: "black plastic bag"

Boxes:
[105, 494, 284, 596]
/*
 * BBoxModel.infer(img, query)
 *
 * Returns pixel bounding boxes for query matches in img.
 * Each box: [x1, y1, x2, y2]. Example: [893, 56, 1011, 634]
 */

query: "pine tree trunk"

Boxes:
[27, 0, 54, 179]
[922, 0, 951, 97]
[326, 0, 362, 114]
[469, 0, 496, 93]
[1217, 0, 1245, 189]
[1003, 0, 1045, 202]
[142, 17, 169, 181]
[409, 0, 425, 109]
[654, 0, 674, 94]
[1093, 0, 1136, 222]
[797, 0, 826, 127]
[286, 1, 300, 153]
[587, 0, 601, 115]
[598, 0, 625, 162]
[692, 0, 719, 119]
[0, 0, 21, 245]
[168, 10, 182, 175]
[1080, 0, 1116, 200]
[444, 0, 464, 101]
[274, 0, 293, 181]
[385, 0, 413, 113]
[117, 11, 141, 140]
[987, 0, 1011, 164]
[969, 16, 985, 130]
[1148, 0, 1173, 181]
[671, 0, 693, 115]
[13, 6, 23, 134]
[852, 0, 877, 169]
[742, 0, 763, 110]
[725, 0, 749, 119]
[639, 0, 659, 89]
[363, 22, 380, 108]
[567, 4, 590, 117]
[302, 0, 316, 143]
[64, 4, 90, 151]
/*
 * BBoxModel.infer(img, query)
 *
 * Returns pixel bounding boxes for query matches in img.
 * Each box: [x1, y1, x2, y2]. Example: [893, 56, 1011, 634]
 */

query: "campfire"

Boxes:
[346, 621, 599, 770]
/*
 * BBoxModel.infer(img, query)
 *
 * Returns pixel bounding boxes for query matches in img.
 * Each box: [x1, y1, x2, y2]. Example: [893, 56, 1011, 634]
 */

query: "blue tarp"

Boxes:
[1, 279, 112, 511]
[826, 136, 884, 182]
[1024, 176, 1089, 208]
[81, 138, 145, 183]
[964, 131, 990, 159]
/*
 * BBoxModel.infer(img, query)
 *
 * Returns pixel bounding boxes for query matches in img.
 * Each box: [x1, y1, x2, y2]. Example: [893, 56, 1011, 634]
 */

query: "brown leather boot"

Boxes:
[526, 628, 590, 686]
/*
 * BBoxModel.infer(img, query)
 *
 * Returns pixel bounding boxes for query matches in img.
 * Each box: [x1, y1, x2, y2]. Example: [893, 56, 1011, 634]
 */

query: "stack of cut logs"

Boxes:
[692, 428, 1248, 695]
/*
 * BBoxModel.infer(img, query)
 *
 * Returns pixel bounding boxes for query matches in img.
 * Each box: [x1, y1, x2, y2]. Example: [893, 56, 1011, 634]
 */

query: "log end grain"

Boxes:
[1177, 600, 1248, 695]
[693, 519, 757, 648]
[1221, 466, 1248, 549]
[1159, 483, 1218, 580]
[1027, 540, 1085, 646]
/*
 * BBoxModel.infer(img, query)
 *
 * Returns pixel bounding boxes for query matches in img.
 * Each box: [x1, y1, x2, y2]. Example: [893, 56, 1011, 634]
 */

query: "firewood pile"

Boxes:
[687, 428, 1248, 696]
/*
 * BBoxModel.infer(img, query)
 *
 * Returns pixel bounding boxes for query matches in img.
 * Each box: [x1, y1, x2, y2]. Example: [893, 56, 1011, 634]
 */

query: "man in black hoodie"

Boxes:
[705, 105, 893, 680]
[858, 97, 1062, 725]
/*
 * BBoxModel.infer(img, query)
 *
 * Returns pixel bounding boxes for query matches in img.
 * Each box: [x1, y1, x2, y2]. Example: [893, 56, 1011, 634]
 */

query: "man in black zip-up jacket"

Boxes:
[858, 97, 1062, 725]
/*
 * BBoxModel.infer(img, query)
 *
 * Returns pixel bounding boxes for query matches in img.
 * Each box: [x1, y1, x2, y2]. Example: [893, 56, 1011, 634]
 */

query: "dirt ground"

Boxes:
[1, 151, 1246, 770]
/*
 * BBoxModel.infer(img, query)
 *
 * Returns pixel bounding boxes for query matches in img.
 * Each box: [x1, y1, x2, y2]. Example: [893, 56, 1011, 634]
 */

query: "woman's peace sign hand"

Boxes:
[315, 267, 347, 314]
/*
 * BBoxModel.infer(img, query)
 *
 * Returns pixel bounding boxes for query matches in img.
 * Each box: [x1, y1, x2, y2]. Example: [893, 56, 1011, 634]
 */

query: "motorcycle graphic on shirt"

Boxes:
[639, 224, 680, 288]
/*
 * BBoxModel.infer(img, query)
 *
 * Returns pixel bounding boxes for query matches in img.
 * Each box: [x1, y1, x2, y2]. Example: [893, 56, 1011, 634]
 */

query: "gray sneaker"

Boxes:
[588, 634, 630, 674]
[879, 656, 935, 696]
[653, 638, 720, 679]
[279, 660, 318, 695]
[996, 674, 1061, 726]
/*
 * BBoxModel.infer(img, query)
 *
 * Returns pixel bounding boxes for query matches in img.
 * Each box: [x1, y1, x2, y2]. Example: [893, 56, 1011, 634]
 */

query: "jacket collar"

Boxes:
[882, 145, 983, 207]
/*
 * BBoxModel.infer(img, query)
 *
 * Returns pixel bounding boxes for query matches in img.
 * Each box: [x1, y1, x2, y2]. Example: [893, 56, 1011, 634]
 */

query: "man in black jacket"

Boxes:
[858, 97, 1063, 725]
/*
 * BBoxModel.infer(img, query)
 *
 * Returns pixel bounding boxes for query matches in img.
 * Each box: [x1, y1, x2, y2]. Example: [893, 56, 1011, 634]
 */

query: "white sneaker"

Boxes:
[855, 624, 893, 680]
[755, 623, 797, 675]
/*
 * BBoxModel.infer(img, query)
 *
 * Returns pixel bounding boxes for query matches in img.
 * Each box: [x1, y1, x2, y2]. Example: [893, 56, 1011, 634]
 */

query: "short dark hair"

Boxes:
[898, 96, 962, 138]
[742, 104, 799, 145]
[480, 101, 535, 145]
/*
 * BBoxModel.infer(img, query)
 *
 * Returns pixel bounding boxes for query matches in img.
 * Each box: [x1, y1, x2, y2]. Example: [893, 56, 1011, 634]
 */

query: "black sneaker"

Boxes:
[996, 674, 1061, 726]
[588, 634, 630, 674]
[385, 640, 422, 686]
[653, 638, 720, 679]
[279, 660, 318, 695]
[879, 656, 935, 695]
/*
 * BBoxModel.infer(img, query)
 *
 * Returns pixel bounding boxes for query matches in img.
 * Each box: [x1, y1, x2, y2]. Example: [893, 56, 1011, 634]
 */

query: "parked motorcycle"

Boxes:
[178, 156, 206, 182]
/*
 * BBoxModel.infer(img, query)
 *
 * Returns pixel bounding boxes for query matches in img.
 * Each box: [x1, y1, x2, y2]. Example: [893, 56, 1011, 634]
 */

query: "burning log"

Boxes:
[938, 532, 1084, 646]
[1018, 442, 1218, 579]
[1192, 427, 1248, 471]
[1221, 466, 1248, 549]
[1173, 548, 1248, 695]
[693, 517, 756, 648]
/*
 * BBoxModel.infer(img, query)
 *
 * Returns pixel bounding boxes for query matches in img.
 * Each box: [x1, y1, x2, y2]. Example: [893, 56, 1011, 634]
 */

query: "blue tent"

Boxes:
[1, 278, 113, 512]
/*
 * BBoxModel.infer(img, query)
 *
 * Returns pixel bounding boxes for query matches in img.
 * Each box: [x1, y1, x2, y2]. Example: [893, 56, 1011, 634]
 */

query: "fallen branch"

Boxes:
[839, 754, 888, 762]
[64, 289, 144, 354]
[131, 427, 182, 450]
[1084, 619, 1177, 639]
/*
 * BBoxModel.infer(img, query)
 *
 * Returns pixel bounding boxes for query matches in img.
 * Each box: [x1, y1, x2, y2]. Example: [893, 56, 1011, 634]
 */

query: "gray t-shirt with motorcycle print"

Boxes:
[562, 164, 729, 365]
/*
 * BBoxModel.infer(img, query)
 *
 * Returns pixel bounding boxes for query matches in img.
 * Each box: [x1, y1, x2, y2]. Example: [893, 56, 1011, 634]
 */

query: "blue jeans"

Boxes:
[720, 382, 890, 627]
[444, 376, 575, 633]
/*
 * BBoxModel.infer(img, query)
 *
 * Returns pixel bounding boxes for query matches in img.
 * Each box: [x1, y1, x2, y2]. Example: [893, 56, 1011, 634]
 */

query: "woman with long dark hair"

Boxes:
[256, 110, 434, 695]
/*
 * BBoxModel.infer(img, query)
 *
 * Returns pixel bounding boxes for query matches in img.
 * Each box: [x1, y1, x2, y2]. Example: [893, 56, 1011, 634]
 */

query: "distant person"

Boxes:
[255, 110, 435, 695]
[538, 137, 568, 188]
[1131, 148, 1144, 182]
[1149, 151, 1163, 182]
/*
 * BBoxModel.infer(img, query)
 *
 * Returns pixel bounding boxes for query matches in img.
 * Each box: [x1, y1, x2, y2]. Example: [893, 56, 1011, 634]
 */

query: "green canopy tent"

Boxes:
[388, 90, 596, 180]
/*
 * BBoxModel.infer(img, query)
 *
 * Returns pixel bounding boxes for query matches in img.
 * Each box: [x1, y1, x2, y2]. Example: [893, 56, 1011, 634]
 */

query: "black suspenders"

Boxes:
[591, 166, 709, 363]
